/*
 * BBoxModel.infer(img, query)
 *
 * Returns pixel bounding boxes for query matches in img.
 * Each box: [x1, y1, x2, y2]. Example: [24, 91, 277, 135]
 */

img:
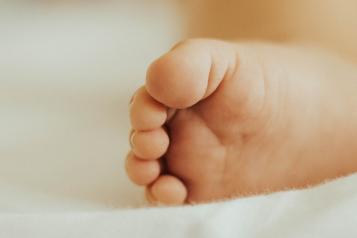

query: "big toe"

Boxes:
[146, 39, 236, 109]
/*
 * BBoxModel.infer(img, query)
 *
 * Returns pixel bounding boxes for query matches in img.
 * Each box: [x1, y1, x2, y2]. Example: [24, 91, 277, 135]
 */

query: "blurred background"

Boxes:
[186, 0, 357, 61]
[0, 0, 356, 212]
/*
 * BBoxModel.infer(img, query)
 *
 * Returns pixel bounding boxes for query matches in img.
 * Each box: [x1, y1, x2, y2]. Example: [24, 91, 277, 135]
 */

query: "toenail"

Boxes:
[129, 92, 137, 105]
[130, 131, 136, 147]
[145, 187, 156, 203]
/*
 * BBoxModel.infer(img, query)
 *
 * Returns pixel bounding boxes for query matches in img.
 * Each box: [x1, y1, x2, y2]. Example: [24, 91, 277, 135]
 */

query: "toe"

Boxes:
[130, 86, 167, 131]
[146, 40, 210, 109]
[125, 152, 161, 186]
[131, 128, 169, 160]
[148, 175, 187, 205]
[146, 39, 236, 109]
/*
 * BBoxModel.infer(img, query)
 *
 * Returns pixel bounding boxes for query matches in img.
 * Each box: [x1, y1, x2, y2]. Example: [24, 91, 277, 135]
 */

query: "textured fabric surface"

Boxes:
[0, 2, 182, 211]
[0, 174, 356, 237]
[0, 3, 356, 237]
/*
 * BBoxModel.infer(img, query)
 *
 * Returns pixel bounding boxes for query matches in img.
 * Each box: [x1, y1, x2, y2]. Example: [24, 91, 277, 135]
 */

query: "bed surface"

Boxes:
[0, 2, 356, 237]
[0, 1, 182, 212]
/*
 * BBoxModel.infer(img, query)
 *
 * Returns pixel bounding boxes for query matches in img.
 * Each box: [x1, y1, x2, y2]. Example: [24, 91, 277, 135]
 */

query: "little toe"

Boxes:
[130, 86, 167, 131]
[131, 127, 169, 160]
[148, 175, 187, 205]
[125, 152, 161, 186]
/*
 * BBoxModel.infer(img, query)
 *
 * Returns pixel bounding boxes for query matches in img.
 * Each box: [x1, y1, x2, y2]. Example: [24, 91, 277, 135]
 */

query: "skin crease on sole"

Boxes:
[126, 39, 357, 206]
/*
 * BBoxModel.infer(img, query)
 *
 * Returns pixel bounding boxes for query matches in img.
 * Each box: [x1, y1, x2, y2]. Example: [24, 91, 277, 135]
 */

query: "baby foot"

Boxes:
[126, 39, 357, 205]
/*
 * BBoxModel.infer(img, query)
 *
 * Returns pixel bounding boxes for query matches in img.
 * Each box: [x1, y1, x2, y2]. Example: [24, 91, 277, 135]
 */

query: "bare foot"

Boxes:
[126, 39, 357, 205]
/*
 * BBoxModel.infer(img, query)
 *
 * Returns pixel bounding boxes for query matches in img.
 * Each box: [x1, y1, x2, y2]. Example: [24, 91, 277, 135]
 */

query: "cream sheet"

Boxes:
[0, 2, 356, 237]
[0, 175, 356, 237]
[0, 1, 181, 211]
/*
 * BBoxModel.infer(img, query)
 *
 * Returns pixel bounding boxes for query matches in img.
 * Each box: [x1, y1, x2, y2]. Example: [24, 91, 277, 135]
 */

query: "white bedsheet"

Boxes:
[0, 1, 182, 211]
[0, 2, 356, 237]
[1, 175, 356, 237]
